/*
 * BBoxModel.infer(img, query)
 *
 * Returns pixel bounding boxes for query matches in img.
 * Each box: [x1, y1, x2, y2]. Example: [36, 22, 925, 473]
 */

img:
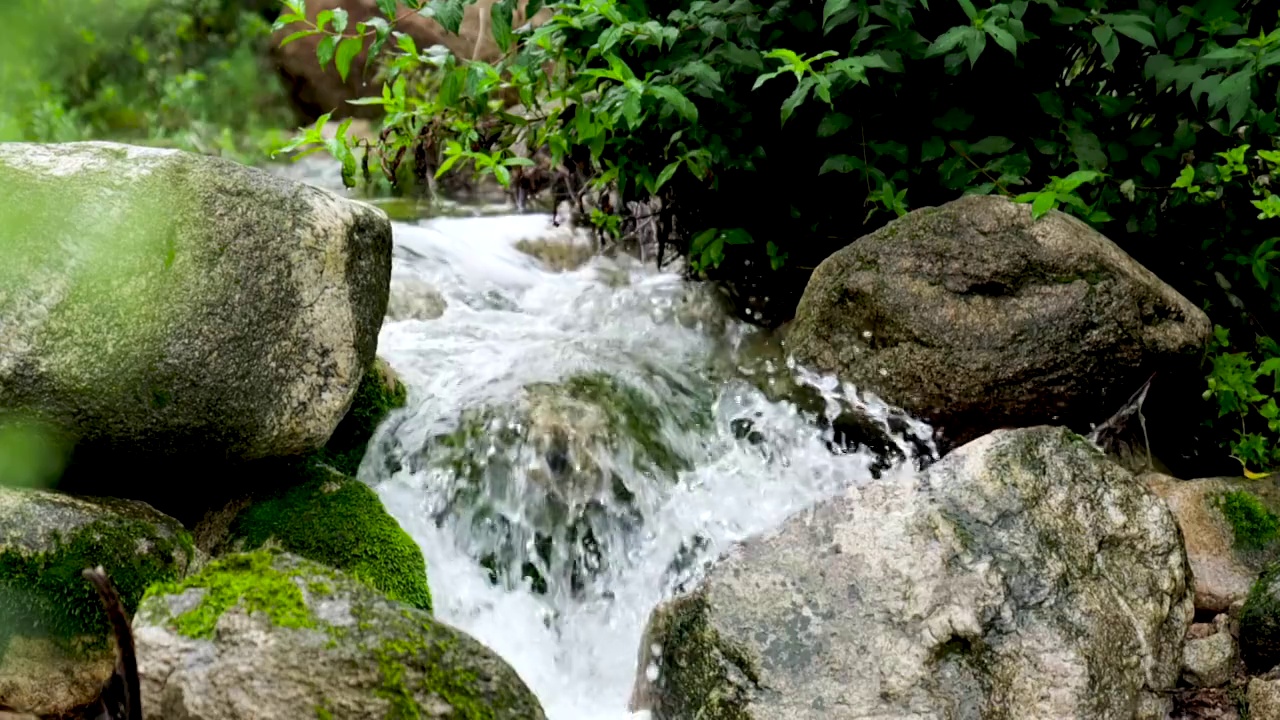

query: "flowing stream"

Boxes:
[274, 159, 932, 719]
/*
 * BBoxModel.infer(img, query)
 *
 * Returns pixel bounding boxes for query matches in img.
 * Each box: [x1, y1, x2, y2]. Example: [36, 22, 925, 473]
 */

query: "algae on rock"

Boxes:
[134, 551, 545, 720]
[0, 486, 192, 715]
[415, 370, 712, 595]
[198, 460, 431, 612]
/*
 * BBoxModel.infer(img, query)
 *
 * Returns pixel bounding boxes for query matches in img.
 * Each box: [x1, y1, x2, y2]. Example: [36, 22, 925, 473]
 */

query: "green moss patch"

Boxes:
[143, 551, 315, 639]
[0, 517, 191, 654]
[1217, 490, 1280, 551]
[321, 359, 408, 476]
[227, 461, 431, 612]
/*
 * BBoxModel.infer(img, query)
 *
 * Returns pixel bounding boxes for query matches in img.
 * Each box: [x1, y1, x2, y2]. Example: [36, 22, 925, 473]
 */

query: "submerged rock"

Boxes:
[632, 426, 1192, 720]
[0, 487, 192, 715]
[410, 371, 712, 595]
[386, 275, 448, 321]
[787, 194, 1210, 450]
[135, 551, 544, 720]
[0, 142, 392, 467]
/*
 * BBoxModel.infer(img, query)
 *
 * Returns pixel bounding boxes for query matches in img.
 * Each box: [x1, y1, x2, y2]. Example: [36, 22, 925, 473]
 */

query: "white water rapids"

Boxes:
[271, 162, 932, 719]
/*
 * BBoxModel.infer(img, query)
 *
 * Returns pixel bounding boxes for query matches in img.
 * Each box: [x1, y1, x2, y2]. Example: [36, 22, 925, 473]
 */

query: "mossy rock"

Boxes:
[420, 371, 712, 594]
[0, 486, 193, 714]
[320, 357, 408, 477]
[135, 551, 546, 720]
[197, 459, 430, 612]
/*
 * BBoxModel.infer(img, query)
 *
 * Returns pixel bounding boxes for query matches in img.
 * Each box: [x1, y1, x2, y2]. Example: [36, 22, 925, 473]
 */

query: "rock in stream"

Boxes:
[631, 425, 1194, 720]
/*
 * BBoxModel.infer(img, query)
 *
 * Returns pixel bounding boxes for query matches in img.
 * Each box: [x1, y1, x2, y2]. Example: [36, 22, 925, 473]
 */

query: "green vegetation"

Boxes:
[320, 359, 409, 476]
[0, 517, 192, 652]
[0, 0, 294, 162]
[142, 550, 315, 639]
[228, 461, 433, 611]
[1241, 564, 1280, 671]
[1218, 489, 1280, 550]
[284, 0, 1280, 472]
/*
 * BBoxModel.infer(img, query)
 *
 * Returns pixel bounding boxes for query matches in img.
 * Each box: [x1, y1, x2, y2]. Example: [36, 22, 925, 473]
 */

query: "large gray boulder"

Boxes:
[0, 142, 392, 463]
[786, 195, 1210, 449]
[631, 426, 1193, 720]
[134, 551, 545, 720]
[0, 486, 193, 715]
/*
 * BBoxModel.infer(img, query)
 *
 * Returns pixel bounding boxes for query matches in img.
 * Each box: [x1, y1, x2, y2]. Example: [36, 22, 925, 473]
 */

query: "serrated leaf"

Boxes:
[650, 85, 698, 122]
[964, 28, 987, 65]
[926, 26, 972, 57]
[680, 60, 723, 93]
[335, 36, 363, 82]
[721, 43, 764, 70]
[490, 0, 518, 53]
[817, 112, 854, 137]
[316, 35, 338, 69]
[428, 0, 466, 34]
[1092, 25, 1119, 66]
[987, 25, 1017, 56]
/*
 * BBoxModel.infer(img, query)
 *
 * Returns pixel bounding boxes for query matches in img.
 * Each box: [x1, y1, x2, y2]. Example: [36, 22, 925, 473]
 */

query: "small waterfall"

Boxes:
[354, 210, 933, 719]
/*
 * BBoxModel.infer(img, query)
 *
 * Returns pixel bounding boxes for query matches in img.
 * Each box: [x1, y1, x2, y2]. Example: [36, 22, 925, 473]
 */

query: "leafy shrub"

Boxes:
[286, 0, 1279, 468]
[0, 0, 295, 162]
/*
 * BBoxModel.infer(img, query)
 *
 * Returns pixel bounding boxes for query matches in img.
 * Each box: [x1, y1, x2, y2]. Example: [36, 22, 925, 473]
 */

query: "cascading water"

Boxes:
[271, 153, 934, 719]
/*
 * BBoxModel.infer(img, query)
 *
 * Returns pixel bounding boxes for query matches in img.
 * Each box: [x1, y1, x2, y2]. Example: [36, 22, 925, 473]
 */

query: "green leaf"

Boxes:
[1067, 124, 1108, 169]
[1031, 192, 1056, 218]
[956, 0, 977, 21]
[279, 29, 321, 47]
[650, 85, 698, 122]
[493, 164, 512, 188]
[986, 25, 1017, 56]
[817, 112, 854, 137]
[1052, 7, 1087, 24]
[316, 35, 338, 69]
[969, 136, 1014, 155]
[690, 228, 719, 255]
[964, 30, 987, 66]
[822, 0, 851, 30]
[656, 161, 681, 191]
[428, 0, 466, 34]
[335, 37, 363, 82]
[723, 228, 753, 245]
[331, 7, 349, 33]
[490, 0, 518, 53]
[622, 92, 643, 129]
[377, 0, 398, 19]
[1056, 169, 1102, 193]
[1113, 23, 1156, 48]
[926, 26, 973, 57]
[1092, 25, 1119, 66]
[819, 155, 861, 174]
[780, 77, 815, 125]
[921, 136, 947, 161]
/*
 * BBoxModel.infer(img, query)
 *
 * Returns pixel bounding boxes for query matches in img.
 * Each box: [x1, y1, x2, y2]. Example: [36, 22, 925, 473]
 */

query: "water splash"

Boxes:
[362, 211, 933, 719]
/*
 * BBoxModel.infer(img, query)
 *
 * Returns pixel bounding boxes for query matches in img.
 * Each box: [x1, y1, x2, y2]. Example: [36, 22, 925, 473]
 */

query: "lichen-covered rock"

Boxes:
[0, 142, 392, 466]
[135, 551, 544, 720]
[1182, 629, 1237, 688]
[1250, 677, 1280, 720]
[632, 426, 1193, 720]
[408, 371, 712, 595]
[1144, 473, 1272, 612]
[196, 460, 431, 612]
[786, 194, 1210, 449]
[0, 486, 193, 714]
